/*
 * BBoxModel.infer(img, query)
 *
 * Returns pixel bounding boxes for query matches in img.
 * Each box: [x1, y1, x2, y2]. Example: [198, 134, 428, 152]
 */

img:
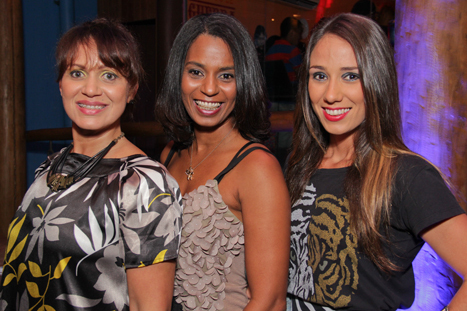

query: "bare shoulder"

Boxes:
[237, 143, 282, 175]
[232, 143, 286, 195]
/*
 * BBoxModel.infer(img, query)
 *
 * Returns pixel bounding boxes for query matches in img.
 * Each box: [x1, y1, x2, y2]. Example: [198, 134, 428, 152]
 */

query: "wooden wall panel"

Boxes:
[395, 0, 467, 209]
[98, 0, 157, 22]
[0, 0, 26, 238]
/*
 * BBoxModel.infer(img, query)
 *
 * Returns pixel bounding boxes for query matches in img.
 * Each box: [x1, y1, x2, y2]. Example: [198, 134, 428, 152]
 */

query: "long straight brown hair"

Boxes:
[286, 13, 414, 273]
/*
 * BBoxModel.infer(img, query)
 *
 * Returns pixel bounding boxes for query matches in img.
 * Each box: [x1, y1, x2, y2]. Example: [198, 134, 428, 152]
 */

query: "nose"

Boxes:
[81, 76, 102, 97]
[323, 78, 343, 104]
[200, 74, 219, 96]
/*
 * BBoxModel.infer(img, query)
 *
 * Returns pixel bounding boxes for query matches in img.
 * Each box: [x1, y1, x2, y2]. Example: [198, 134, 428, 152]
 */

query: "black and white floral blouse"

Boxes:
[0, 152, 182, 311]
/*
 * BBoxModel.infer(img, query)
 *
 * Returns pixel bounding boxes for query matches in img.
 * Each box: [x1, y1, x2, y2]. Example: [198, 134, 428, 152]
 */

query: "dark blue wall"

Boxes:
[23, 0, 97, 185]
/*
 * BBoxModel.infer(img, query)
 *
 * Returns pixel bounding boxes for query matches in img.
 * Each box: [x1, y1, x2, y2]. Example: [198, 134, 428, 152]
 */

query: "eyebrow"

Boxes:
[69, 64, 86, 69]
[185, 61, 235, 71]
[69, 63, 112, 71]
[309, 65, 359, 71]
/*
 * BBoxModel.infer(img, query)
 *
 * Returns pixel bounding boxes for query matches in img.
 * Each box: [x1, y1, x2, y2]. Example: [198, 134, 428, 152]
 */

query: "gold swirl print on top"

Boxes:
[308, 194, 358, 308]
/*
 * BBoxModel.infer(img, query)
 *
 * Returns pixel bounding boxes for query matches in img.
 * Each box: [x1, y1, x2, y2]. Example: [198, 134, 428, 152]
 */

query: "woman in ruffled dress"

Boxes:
[286, 13, 467, 311]
[0, 18, 182, 311]
[157, 13, 291, 311]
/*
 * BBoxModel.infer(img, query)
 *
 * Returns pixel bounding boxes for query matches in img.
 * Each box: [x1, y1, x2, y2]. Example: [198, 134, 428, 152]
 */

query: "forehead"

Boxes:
[186, 34, 234, 65]
[67, 41, 103, 68]
[310, 34, 357, 66]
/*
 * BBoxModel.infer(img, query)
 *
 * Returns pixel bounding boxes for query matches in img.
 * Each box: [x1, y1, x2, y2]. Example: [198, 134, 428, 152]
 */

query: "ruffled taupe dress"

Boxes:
[165, 142, 270, 311]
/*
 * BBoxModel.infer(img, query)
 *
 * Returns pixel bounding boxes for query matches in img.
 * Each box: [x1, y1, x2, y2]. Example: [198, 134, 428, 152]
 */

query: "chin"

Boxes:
[73, 121, 118, 134]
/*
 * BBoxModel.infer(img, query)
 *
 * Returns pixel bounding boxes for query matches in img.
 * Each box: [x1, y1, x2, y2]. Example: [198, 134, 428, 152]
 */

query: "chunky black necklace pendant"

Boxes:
[47, 133, 125, 192]
[47, 173, 74, 192]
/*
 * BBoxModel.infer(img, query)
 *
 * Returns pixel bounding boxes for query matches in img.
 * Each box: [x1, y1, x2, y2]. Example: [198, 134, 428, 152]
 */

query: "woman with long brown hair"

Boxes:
[286, 13, 467, 310]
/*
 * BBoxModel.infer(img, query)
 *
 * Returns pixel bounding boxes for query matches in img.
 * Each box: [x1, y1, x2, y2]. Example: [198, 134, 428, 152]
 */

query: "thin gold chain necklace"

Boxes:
[185, 124, 235, 181]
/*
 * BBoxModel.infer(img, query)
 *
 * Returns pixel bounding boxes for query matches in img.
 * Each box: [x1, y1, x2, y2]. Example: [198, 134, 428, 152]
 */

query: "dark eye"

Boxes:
[102, 72, 118, 81]
[343, 72, 360, 81]
[70, 70, 84, 78]
[220, 73, 234, 80]
[312, 72, 327, 81]
[188, 69, 203, 76]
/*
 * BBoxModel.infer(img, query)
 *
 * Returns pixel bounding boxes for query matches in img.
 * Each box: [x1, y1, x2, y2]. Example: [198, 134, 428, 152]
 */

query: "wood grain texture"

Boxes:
[0, 0, 26, 238]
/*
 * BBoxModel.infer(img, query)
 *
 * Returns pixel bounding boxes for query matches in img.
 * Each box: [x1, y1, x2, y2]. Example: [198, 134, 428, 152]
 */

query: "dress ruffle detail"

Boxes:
[174, 179, 245, 310]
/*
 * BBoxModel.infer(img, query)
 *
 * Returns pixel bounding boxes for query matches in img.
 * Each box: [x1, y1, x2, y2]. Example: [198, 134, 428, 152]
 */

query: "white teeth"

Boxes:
[325, 108, 350, 116]
[195, 100, 221, 111]
[78, 103, 105, 109]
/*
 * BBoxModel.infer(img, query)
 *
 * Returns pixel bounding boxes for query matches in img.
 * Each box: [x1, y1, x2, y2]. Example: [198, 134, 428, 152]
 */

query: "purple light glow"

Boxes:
[399, 244, 461, 310]
[395, 3, 461, 310]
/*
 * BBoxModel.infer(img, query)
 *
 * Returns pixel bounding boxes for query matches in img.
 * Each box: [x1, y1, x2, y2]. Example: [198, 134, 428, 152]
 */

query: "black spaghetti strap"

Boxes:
[164, 142, 254, 171]
[163, 145, 178, 167]
[234, 141, 255, 155]
[215, 142, 272, 183]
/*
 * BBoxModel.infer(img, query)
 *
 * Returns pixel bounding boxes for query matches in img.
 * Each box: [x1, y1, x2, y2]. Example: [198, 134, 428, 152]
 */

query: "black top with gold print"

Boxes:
[287, 155, 464, 310]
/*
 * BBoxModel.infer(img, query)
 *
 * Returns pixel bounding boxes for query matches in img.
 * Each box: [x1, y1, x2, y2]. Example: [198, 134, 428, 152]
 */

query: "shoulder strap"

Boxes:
[215, 141, 272, 183]
[163, 144, 178, 167]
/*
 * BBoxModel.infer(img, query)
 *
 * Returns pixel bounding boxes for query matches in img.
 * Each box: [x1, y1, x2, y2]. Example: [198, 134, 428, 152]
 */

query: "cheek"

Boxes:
[224, 92, 236, 107]
[228, 84, 237, 100]
[109, 85, 131, 104]
[181, 74, 195, 97]
[60, 82, 77, 101]
[351, 93, 365, 119]
[349, 83, 364, 104]
[311, 103, 322, 121]
[181, 84, 192, 109]
[308, 87, 320, 114]
[357, 105, 366, 123]
[308, 82, 319, 103]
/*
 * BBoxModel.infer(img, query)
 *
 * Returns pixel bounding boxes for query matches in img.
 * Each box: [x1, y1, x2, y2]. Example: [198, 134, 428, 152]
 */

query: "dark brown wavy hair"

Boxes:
[286, 13, 414, 273]
[155, 13, 270, 147]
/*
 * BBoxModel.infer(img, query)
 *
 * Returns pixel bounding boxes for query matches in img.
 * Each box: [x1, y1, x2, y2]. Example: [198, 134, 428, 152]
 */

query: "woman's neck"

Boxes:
[321, 132, 356, 169]
[71, 125, 123, 157]
[192, 119, 237, 152]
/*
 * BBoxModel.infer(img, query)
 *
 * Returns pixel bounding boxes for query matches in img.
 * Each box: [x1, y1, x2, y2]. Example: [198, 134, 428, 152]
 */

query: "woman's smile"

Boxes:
[322, 107, 351, 121]
[194, 99, 222, 112]
[181, 34, 237, 128]
[59, 41, 134, 133]
[308, 34, 365, 139]
[76, 100, 108, 114]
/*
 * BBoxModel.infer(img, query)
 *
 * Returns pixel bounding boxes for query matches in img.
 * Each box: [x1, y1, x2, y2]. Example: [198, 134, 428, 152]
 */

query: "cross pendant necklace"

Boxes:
[185, 123, 236, 181]
[185, 167, 194, 180]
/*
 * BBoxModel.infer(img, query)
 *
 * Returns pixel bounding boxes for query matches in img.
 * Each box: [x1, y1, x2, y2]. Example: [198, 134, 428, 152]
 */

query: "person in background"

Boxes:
[254, 24, 267, 64]
[265, 34, 281, 55]
[296, 18, 309, 55]
[156, 12, 290, 311]
[265, 16, 303, 85]
[0, 18, 182, 311]
[264, 16, 304, 167]
[286, 13, 467, 311]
